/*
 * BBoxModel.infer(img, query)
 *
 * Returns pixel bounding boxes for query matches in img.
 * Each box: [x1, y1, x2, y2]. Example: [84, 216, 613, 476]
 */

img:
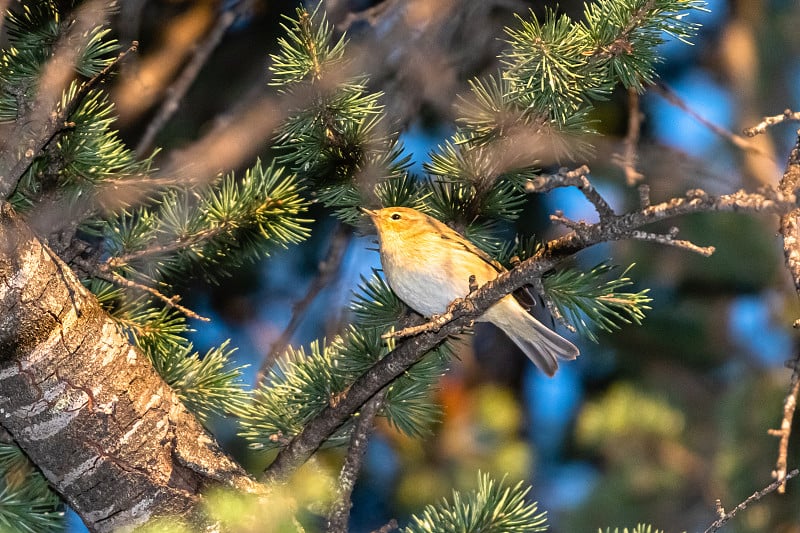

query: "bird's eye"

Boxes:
[390, 213, 401, 220]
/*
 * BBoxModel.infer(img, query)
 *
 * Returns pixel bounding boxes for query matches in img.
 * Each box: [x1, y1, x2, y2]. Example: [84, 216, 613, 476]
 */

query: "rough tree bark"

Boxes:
[0, 205, 260, 532]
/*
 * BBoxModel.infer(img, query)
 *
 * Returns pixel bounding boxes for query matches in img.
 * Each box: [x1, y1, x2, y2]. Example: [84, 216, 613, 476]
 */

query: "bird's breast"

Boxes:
[379, 238, 496, 317]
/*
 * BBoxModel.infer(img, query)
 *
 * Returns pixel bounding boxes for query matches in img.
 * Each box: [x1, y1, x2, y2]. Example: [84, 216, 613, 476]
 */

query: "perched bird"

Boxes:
[362, 206, 579, 376]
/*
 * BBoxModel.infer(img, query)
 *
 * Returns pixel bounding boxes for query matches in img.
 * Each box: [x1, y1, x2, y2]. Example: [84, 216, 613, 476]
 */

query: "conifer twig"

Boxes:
[258, 223, 352, 378]
[0, 41, 138, 199]
[744, 109, 800, 137]
[327, 392, 385, 533]
[136, 6, 240, 155]
[654, 83, 772, 159]
[611, 87, 645, 185]
[702, 469, 799, 533]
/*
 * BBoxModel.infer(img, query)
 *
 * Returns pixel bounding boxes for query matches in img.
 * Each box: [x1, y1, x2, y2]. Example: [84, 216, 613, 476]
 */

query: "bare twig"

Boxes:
[628, 228, 715, 256]
[611, 87, 645, 185]
[326, 393, 385, 533]
[258, 223, 352, 378]
[73, 257, 209, 321]
[527, 165, 616, 222]
[744, 109, 800, 137]
[136, 7, 240, 155]
[654, 83, 773, 160]
[768, 354, 800, 493]
[702, 469, 800, 533]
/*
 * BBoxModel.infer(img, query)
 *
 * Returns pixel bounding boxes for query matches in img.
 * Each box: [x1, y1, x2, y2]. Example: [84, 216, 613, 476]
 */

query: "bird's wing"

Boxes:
[438, 230, 505, 273]
[437, 224, 537, 310]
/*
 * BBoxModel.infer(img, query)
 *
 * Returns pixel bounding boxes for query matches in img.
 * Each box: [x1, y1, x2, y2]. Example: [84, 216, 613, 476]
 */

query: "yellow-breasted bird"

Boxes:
[363, 206, 579, 376]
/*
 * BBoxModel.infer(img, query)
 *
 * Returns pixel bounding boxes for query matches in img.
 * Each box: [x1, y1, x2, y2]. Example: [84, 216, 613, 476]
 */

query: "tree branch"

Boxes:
[326, 392, 385, 533]
[770, 132, 800, 492]
[0, 33, 137, 200]
[136, 5, 244, 155]
[702, 469, 799, 533]
[263, 181, 800, 483]
[744, 109, 800, 137]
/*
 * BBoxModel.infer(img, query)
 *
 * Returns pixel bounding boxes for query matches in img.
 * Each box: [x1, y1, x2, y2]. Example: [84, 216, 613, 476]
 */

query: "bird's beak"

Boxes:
[360, 207, 377, 217]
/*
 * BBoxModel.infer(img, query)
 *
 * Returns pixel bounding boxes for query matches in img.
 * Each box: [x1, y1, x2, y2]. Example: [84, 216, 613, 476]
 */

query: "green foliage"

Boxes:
[403, 472, 548, 533]
[0, 2, 145, 211]
[146, 341, 248, 423]
[0, 444, 64, 532]
[238, 340, 354, 449]
[269, 6, 346, 86]
[0, 2, 118, 120]
[270, 7, 416, 224]
[350, 271, 406, 327]
[543, 263, 652, 342]
[238, 321, 450, 448]
[100, 159, 311, 282]
[502, 0, 705, 124]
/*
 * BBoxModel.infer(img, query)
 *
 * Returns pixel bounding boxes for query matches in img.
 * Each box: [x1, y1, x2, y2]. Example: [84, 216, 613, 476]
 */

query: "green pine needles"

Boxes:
[0, 444, 64, 533]
[404, 473, 548, 533]
[544, 264, 652, 343]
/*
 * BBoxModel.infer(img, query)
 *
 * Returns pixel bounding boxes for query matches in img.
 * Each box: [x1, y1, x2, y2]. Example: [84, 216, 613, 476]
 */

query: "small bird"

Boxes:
[362, 206, 579, 376]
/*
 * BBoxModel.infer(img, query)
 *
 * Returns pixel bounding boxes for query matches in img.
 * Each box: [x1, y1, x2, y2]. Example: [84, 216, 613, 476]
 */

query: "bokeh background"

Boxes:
[44, 0, 800, 530]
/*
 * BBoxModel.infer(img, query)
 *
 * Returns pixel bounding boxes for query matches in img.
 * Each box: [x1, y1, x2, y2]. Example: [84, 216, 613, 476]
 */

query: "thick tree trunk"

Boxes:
[0, 204, 259, 532]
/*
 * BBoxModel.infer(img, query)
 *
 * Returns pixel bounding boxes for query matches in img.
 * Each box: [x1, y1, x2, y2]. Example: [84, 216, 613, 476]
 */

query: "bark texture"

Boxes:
[0, 205, 259, 532]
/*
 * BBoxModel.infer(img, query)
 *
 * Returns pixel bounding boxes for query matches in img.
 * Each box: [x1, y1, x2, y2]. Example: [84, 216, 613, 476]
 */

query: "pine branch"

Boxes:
[326, 392, 385, 533]
[101, 159, 311, 283]
[263, 182, 800, 483]
[403, 473, 547, 533]
[0, 37, 136, 200]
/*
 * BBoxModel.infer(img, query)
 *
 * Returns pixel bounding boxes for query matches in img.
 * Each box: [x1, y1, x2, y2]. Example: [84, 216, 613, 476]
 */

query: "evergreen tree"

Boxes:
[1, 0, 796, 532]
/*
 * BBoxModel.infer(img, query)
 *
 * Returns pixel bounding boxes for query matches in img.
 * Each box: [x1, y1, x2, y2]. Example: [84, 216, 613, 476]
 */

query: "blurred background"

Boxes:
[48, 0, 800, 530]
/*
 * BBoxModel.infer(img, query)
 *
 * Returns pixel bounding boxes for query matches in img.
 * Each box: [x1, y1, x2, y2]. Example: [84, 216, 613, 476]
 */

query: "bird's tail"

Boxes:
[491, 303, 579, 377]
